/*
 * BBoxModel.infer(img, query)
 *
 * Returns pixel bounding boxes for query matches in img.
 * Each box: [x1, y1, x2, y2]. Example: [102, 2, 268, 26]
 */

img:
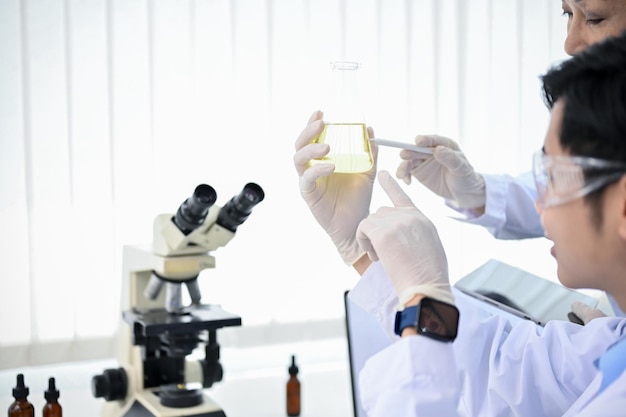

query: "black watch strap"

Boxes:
[394, 297, 459, 342]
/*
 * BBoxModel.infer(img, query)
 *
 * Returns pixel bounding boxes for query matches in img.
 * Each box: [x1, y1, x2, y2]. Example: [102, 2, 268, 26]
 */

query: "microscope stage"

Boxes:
[124, 304, 242, 336]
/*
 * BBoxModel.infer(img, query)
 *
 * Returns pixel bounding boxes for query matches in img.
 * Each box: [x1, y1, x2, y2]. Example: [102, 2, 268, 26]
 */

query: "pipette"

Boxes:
[370, 138, 434, 155]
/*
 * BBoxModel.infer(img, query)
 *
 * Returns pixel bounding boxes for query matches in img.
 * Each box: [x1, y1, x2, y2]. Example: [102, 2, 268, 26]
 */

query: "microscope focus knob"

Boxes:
[91, 368, 128, 401]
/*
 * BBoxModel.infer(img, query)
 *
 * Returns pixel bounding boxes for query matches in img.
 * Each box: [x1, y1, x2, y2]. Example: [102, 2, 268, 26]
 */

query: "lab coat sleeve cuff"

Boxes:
[450, 172, 545, 239]
[349, 261, 399, 341]
[448, 173, 507, 229]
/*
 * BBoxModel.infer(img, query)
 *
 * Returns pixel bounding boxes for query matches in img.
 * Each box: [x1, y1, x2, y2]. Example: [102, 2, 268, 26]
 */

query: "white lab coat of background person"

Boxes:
[458, 173, 626, 318]
[350, 262, 626, 417]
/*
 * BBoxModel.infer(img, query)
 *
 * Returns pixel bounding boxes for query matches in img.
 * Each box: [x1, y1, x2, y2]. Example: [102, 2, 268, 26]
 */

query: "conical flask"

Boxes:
[312, 61, 373, 173]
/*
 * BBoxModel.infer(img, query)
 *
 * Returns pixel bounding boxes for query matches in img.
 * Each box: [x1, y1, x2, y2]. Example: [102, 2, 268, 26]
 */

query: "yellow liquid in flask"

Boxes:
[311, 123, 373, 173]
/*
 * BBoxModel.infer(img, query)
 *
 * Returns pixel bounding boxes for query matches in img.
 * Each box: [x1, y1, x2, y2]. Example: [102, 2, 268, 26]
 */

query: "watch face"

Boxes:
[418, 298, 459, 342]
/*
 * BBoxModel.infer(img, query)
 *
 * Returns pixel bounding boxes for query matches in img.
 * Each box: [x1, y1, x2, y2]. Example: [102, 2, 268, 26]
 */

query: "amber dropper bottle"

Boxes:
[286, 354, 301, 416]
[43, 377, 62, 417]
[8, 374, 34, 417]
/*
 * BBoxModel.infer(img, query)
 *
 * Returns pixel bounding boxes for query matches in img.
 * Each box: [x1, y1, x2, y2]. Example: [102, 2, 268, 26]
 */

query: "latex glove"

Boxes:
[356, 170, 454, 305]
[395, 135, 486, 209]
[571, 301, 607, 325]
[293, 110, 377, 265]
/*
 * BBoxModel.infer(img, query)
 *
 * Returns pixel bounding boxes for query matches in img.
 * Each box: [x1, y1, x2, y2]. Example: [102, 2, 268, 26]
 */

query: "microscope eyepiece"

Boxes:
[174, 184, 218, 235]
[217, 182, 265, 232]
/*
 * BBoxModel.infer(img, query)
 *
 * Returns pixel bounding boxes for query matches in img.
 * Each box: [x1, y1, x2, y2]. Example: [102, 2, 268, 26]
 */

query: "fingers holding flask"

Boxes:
[293, 111, 329, 176]
[294, 110, 324, 151]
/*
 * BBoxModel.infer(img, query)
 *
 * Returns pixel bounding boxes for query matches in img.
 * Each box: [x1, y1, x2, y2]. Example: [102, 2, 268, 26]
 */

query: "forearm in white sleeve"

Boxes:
[455, 310, 626, 416]
[452, 172, 544, 240]
[359, 336, 463, 417]
[350, 263, 626, 416]
[348, 260, 399, 342]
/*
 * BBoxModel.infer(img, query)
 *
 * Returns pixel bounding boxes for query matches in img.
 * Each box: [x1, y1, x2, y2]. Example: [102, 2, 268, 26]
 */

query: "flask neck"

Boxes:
[325, 61, 364, 124]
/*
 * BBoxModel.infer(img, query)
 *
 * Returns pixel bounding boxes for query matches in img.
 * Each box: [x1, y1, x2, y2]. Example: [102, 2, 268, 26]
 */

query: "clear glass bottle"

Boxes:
[312, 61, 373, 174]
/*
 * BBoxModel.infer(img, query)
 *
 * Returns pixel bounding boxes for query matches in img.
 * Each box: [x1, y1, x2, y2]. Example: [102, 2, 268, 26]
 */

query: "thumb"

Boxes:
[377, 170, 415, 208]
[415, 135, 460, 150]
[571, 301, 607, 324]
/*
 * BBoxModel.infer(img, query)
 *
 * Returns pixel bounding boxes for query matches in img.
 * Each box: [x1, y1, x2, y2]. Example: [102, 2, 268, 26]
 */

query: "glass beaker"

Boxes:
[311, 61, 373, 174]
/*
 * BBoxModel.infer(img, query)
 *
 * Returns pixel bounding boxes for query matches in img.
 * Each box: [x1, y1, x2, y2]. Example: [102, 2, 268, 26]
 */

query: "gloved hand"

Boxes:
[571, 301, 607, 325]
[395, 135, 486, 209]
[356, 170, 454, 305]
[293, 110, 377, 265]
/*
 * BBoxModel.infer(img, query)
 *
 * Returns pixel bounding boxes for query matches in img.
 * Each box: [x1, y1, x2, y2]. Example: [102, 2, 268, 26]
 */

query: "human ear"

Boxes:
[617, 176, 626, 241]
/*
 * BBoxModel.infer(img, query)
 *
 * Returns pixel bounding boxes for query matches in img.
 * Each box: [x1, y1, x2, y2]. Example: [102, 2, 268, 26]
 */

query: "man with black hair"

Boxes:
[350, 31, 626, 416]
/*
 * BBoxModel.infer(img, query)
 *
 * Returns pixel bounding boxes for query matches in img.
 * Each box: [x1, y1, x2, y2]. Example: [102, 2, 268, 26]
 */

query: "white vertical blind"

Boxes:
[0, 0, 568, 367]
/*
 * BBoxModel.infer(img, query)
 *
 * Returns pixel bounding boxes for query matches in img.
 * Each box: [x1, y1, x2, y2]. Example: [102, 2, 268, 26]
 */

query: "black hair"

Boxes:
[540, 30, 626, 227]
[541, 30, 626, 161]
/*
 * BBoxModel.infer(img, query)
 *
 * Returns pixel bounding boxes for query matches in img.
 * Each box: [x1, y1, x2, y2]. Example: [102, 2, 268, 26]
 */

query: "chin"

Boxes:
[556, 265, 573, 287]
[557, 267, 585, 289]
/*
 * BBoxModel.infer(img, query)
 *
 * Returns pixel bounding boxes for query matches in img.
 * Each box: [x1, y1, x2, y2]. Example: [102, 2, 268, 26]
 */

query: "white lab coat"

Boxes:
[456, 172, 541, 240]
[350, 262, 626, 417]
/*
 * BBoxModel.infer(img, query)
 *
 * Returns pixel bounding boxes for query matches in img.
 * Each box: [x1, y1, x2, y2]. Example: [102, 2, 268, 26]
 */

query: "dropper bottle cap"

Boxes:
[289, 355, 299, 376]
[12, 374, 29, 399]
[45, 377, 60, 401]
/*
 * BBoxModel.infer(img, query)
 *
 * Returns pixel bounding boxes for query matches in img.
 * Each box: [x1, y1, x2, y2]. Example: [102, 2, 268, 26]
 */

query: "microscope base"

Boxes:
[105, 390, 227, 417]
[123, 401, 225, 417]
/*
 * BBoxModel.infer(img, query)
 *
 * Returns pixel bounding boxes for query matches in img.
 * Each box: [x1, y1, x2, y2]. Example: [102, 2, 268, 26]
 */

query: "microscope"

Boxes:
[91, 182, 265, 417]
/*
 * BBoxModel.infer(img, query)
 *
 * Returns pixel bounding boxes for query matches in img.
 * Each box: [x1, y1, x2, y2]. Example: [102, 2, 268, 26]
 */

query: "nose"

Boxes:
[564, 18, 588, 55]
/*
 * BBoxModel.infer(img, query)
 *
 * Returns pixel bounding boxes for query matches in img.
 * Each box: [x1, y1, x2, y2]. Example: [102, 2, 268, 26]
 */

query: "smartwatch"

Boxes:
[394, 297, 459, 342]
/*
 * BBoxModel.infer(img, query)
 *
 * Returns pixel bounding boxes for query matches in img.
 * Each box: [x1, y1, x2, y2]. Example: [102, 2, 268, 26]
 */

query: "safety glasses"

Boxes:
[532, 150, 626, 209]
